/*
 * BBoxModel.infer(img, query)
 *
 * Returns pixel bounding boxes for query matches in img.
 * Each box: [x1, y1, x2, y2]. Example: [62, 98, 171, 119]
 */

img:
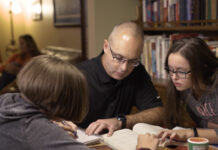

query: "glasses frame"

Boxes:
[165, 67, 191, 79]
[108, 43, 140, 67]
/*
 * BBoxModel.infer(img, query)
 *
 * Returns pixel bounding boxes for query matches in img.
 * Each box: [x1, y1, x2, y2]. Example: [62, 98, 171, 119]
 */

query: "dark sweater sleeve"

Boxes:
[26, 117, 91, 150]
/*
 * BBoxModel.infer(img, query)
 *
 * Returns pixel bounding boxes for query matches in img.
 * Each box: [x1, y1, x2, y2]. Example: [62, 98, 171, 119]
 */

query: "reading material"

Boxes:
[76, 128, 101, 145]
[102, 123, 187, 150]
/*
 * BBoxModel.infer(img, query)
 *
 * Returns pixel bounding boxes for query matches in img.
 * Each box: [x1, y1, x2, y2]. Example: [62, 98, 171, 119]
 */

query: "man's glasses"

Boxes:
[165, 67, 191, 79]
[108, 44, 140, 67]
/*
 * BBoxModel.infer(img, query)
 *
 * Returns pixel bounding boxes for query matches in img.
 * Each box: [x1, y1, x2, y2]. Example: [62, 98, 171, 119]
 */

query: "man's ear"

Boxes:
[103, 40, 108, 54]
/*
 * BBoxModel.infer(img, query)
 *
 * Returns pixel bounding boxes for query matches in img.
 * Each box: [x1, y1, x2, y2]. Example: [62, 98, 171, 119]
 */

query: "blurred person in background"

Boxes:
[0, 34, 41, 90]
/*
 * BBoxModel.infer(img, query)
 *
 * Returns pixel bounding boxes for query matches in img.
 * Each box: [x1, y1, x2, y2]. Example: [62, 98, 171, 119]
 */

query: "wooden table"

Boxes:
[88, 142, 218, 150]
[88, 141, 113, 150]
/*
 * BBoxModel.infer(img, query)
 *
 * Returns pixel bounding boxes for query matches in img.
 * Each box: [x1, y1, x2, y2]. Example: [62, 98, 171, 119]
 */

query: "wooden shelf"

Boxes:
[142, 20, 218, 31]
[143, 26, 218, 31]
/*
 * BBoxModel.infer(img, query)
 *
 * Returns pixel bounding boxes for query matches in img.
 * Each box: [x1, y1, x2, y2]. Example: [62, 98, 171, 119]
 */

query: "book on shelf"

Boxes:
[141, 33, 218, 80]
[142, 35, 169, 79]
[211, 0, 217, 20]
[102, 123, 187, 150]
[141, 0, 218, 27]
[163, 0, 168, 22]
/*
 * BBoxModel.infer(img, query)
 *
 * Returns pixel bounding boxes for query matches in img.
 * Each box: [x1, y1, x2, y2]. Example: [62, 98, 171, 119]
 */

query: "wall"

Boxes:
[0, 0, 81, 61]
[0, 0, 139, 61]
[24, 0, 81, 50]
[0, 0, 25, 61]
[87, 0, 139, 58]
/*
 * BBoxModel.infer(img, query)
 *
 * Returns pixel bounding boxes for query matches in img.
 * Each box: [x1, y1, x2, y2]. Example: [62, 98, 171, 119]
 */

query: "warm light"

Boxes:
[12, 3, 21, 14]
[9, 0, 21, 14]
[31, 0, 42, 20]
[32, 3, 42, 14]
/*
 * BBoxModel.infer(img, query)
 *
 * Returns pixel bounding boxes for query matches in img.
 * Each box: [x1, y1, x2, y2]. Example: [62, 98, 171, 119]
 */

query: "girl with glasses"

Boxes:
[159, 37, 218, 144]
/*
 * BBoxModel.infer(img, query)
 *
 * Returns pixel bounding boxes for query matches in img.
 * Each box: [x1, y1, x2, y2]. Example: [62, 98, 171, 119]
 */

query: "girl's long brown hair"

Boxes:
[164, 38, 218, 128]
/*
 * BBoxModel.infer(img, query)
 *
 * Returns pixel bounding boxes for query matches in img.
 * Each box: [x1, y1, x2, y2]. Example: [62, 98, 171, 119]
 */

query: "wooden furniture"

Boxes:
[88, 141, 218, 150]
[41, 46, 83, 64]
[88, 142, 113, 150]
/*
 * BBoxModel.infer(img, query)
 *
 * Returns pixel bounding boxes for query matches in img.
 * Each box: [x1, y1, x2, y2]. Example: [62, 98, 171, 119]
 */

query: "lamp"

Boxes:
[6, 0, 21, 55]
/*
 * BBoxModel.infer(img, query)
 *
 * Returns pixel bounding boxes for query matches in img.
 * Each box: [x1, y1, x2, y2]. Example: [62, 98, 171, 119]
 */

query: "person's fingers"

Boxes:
[169, 132, 177, 141]
[94, 123, 106, 135]
[157, 131, 164, 138]
[61, 120, 76, 132]
[107, 126, 115, 137]
[65, 120, 78, 131]
[67, 131, 78, 139]
[85, 122, 99, 135]
[52, 120, 65, 128]
[52, 120, 77, 134]
[160, 132, 169, 144]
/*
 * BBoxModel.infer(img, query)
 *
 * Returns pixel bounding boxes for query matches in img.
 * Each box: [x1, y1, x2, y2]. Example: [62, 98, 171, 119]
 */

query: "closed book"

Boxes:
[186, 0, 192, 20]
[180, 0, 187, 21]
[199, 0, 206, 20]
[207, 0, 212, 19]
[146, 0, 153, 22]
[159, 0, 164, 22]
[151, 41, 157, 78]
[142, 0, 147, 23]
[153, 0, 158, 22]
[163, 0, 168, 22]
[192, 0, 200, 20]
[211, 0, 217, 20]
[175, 0, 180, 21]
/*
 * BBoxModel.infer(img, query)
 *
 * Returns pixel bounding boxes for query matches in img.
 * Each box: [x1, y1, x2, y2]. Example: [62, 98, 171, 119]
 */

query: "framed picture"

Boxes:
[53, 0, 81, 27]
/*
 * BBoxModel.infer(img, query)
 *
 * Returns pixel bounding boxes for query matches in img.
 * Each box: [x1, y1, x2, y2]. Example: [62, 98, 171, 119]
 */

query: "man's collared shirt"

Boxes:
[76, 52, 162, 128]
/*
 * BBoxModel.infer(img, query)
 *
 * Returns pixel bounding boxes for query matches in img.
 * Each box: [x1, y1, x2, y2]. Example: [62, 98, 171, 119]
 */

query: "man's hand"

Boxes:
[136, 134, 159, 150]
[85, 118, 122, 136]
[53, 120, 78, 139]
[158, 129, 193, 143]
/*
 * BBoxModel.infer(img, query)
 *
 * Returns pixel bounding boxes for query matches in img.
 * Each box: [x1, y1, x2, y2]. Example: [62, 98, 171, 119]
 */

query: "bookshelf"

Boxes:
[139, 0, 218, 103]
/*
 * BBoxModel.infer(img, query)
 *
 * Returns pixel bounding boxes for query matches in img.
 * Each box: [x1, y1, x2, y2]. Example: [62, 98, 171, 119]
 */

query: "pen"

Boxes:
[62, 120, 78, 137]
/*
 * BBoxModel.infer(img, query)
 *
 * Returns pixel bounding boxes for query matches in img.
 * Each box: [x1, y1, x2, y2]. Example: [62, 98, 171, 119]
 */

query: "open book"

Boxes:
[102, 123, 187, 150]
[76, 128, 101, 145]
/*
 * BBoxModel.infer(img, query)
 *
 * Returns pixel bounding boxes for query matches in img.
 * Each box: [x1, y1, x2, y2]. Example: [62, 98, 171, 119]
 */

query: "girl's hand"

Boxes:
[136, 133, 159, 150]
[52, 120, 78, 139]
[158, 129, 193, 143]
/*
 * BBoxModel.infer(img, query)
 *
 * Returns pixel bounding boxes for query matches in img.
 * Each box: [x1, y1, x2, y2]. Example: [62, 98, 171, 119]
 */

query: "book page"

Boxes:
[172, 126, 187, 130]
[101, 123, 187, 150]
[102, 129, 138, 150]
[133, 123, 164, 135]
[76, 128, 101, 145]
[132, 123, 187, 147]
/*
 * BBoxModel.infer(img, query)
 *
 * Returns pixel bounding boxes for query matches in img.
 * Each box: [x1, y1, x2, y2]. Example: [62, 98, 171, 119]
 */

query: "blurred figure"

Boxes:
[0, 34, 40, 90]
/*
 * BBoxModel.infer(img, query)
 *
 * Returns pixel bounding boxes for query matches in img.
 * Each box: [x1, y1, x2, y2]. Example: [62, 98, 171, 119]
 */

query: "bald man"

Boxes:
[76, 21, 163, 136]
